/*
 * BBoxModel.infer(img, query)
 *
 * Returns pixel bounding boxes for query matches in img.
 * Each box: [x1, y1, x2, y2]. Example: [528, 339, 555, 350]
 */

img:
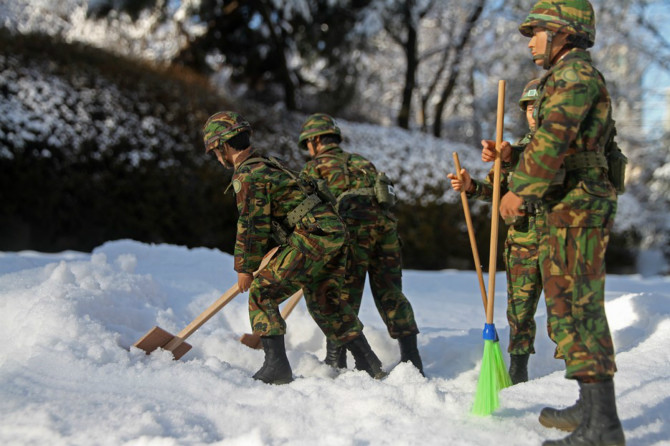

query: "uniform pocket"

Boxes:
[289, 227, 327, 261]
[546, 209, 608, 276]
[269, 246, 305, 282]
[579, 179, 613, 198]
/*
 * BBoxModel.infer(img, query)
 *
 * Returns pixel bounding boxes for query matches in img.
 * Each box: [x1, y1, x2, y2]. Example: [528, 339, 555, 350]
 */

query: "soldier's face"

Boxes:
[213, 146, 233, 169]
[306, 139, 318, 158]
[529, 28, 549, 67]
[526, 104, 536, 131]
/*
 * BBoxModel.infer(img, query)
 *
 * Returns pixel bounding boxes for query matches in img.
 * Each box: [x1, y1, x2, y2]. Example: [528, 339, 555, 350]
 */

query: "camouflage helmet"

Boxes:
[202, 111, 252, 153]
[519, 78, 541, 111]
[298, 113, 341, 150]
[519, 0, 596, 48]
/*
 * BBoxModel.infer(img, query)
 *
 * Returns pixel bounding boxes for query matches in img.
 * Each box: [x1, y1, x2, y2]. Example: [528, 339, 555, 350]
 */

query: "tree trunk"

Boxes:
[432, 0, 485, 137]
[257, 0, 296, 110]
[397, 5, 418, 129]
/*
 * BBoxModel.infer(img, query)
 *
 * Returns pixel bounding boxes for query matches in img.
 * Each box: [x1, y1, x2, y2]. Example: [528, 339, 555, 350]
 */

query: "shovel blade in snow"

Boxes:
[133, 326, 192, 360]
[239, 332, 262, 350]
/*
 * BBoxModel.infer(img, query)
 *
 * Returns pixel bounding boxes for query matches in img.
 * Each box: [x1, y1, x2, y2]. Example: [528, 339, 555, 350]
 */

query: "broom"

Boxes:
[471, 79, 512, 416]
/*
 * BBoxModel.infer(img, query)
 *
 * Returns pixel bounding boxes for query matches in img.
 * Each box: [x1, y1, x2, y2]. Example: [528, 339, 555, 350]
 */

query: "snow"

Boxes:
[1, 239, 669, 445]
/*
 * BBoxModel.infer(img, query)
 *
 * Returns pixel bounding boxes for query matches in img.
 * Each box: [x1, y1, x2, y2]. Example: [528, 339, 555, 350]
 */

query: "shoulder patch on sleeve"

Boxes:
[561, 68, 579, 83]
[232, 179, 242, 194]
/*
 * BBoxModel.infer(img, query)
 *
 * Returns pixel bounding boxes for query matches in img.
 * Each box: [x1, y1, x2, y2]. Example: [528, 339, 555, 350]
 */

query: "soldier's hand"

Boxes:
[499, 191, 525, 219]
[237, 272, 253, 292]
[447, 169, 473, 193]
[481, 140, 512, 163]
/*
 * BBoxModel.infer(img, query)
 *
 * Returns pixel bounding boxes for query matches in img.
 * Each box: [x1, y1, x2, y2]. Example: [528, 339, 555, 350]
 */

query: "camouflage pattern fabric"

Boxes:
[508, 48, 618, 381]
[302, 144, 419, 338]
[232, 153, 364, 345]
[504, 212, 544, 355]
[519, 0, 596, 48]
[202, 111, 251, 152]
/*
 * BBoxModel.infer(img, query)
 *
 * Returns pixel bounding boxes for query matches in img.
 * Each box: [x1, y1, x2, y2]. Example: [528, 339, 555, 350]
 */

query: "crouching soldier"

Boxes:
[202, 111, 387, 384]
[299, 113, 424, 376]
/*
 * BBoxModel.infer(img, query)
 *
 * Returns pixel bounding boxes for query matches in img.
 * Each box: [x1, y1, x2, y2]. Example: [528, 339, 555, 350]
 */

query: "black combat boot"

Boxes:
[398, 334, 424, 376]
[508, 353, 529, 384]
[324, 339, 347, 369]
[252, 335, 293, 385]
[540, 399, 583, 432]
[539, 385, 583, 432]
[542, 379, 625, 446]
[345, 334, 387, 379]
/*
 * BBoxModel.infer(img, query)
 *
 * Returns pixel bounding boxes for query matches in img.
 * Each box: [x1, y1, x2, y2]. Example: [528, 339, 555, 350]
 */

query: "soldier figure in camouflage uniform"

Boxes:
[498, 1, 625, 444]
[448, 79, 543, 385]
[298, 113, 424, 376]
[202, 111, 386, 384]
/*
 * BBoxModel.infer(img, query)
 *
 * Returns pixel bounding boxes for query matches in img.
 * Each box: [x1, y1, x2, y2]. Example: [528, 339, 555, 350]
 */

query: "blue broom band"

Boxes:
[483, 323, 499, 341]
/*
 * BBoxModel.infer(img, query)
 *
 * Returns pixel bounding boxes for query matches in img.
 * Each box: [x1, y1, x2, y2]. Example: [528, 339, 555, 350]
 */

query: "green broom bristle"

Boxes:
[471, 340, 512, 415]
[493, 342, 512, 391]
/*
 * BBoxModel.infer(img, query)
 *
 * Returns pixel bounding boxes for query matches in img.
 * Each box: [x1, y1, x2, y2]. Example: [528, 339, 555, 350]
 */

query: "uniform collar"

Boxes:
[315, 143, 342, 157]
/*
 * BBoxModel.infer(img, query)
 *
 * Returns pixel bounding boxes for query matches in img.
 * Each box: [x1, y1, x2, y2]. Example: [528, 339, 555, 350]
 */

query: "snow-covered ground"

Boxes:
[1, 240, 668, 445]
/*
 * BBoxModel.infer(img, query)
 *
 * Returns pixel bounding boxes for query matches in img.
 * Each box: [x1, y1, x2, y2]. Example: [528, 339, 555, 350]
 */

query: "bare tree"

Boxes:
[430, 0, 485, 137]
[383, 0, 437, 129]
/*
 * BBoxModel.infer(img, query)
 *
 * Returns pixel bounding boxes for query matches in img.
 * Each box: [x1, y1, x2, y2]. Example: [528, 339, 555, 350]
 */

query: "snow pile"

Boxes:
[0, 240, 669, 445]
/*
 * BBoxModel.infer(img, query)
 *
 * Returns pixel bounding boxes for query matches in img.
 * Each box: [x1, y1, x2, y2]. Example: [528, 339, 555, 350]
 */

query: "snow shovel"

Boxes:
[239, 288, 304, 349]
[472, 79, 512, 416]
[133, 246, 280, 360]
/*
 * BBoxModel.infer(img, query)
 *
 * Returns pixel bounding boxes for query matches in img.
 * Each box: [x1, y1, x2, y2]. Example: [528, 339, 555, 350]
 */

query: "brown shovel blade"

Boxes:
[133, 326, 192, 360]
[239, 332, 262, 350]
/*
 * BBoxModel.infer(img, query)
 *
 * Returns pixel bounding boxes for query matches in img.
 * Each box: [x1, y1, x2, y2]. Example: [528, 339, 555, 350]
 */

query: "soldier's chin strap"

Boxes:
[533, 30, 555, 70]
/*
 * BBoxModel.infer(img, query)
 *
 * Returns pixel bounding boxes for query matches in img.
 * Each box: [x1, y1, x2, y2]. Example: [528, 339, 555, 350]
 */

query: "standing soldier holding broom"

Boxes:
[498, 1, 625, 444]
[448, 78, 543, 385]
[298, 113, 424, 376]
[202, 111, 387, 384]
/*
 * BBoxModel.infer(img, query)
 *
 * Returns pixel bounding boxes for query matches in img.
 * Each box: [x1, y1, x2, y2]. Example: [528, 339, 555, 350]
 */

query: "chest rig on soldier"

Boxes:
[535, 72, 627, 195]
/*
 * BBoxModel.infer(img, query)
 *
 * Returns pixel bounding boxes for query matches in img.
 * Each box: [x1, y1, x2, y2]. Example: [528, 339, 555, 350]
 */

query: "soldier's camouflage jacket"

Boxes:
[508, 48, 616, 208]
[232, 152, 344, 274]
[301, 143, 381, 220]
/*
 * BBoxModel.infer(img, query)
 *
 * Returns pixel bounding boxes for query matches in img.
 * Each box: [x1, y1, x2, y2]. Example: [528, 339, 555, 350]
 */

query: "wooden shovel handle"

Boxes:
[452, 152, 487, 312]
[486, 79, 506, 325]
[279, 288, 304, 319]
[164, 246, 280, 351]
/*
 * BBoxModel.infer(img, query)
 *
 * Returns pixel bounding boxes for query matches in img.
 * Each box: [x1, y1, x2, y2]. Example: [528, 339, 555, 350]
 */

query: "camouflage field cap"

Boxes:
[202, 111, 252, 152]
[298, 113, 341, 150]
[519, 78, 541, 111]
[519, 0, 596, 48]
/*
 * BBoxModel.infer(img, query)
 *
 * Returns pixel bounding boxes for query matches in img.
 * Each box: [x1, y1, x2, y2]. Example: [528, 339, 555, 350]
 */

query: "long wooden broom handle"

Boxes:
[452, 152, 487, 312]
[165, 245, 280, 349]
[486, 80, 506, 325]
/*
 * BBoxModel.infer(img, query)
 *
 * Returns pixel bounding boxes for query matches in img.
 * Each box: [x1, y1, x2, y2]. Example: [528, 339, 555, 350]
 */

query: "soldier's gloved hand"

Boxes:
[499, 191, 525, 219]
[481, 140, 512, 163]
[237, 272, 253, 292]
[447, 169, 473, 193]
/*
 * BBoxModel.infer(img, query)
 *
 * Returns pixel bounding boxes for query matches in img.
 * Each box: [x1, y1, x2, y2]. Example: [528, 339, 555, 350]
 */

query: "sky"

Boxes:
[1, 239, 669, 445]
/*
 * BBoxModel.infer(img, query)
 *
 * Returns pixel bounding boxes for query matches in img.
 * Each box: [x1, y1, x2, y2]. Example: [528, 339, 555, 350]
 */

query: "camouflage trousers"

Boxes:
[342, 215, 419, 339]
[538, 181, 618, 381]
[503, 213, 544, 355]
[248, 228, 363, 346]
